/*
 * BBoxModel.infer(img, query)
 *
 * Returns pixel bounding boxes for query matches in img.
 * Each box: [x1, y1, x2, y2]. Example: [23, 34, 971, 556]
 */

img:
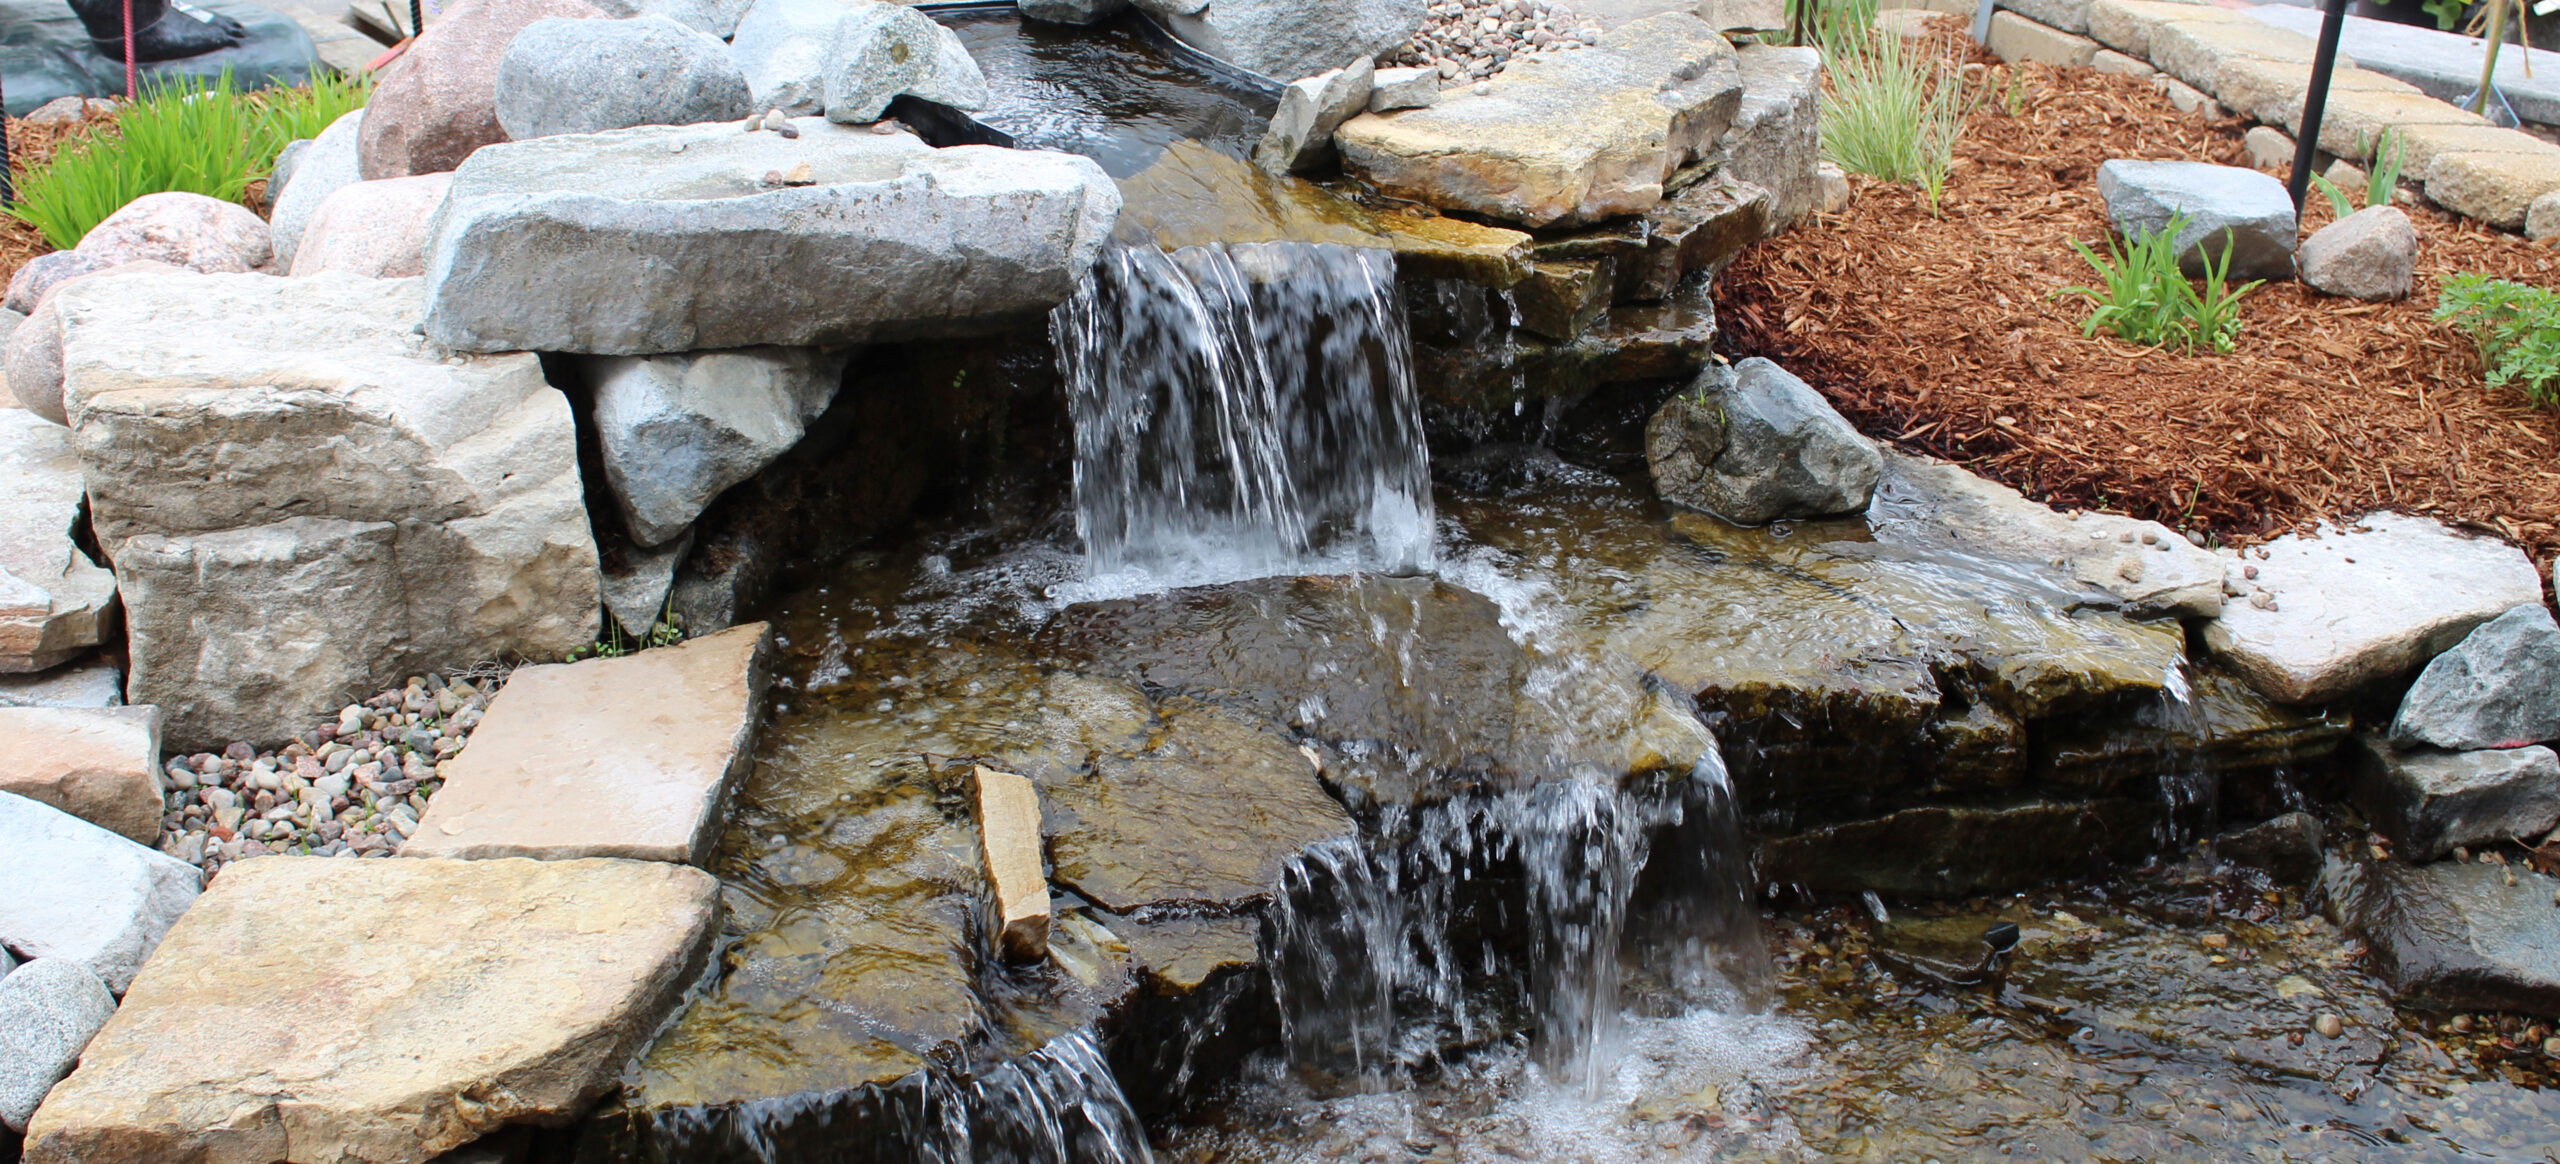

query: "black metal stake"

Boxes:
[2286, 0, 2352, 210]
[410, 0, 423, 38]
[1, 67, 14, 208]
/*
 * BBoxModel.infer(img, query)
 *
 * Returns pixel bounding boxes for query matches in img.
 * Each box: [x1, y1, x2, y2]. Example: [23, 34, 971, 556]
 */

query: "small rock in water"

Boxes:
[2314, 1013, 2345, 1039]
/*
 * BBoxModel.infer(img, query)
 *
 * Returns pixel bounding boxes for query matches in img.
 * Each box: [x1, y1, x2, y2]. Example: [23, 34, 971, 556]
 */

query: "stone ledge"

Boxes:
[2426, 149, 2560, 229]
[1988, 11, 2099, 70]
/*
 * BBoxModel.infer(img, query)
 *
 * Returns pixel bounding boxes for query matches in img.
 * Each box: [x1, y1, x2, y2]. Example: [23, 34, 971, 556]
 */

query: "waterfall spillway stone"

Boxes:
[1054, 242, 1435, 584]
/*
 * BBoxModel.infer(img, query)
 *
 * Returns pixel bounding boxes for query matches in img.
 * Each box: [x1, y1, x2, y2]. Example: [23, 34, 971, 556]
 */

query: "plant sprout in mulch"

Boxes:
[1722, 25, 2560, 573]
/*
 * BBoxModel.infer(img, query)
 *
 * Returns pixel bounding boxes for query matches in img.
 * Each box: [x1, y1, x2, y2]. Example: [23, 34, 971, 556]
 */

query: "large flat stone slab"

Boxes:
[0, 409, 118, 674]
[421, 119, 1121, 354]
[401, 624, 770, 864]
[22, 856, 719, 1164]
[2331, 855, 2560, 1016]
[56, 273, 599, 750]
[1335, 13, 1743, 229]
[1146, 0, 1424, 81]
[2204, 514, 2542, 706]
[2247, 4, 2560, 128]
[0, 790, 200, 994]
[0, 706, 162, 843]
[1878, 449, 2223, 618]
[2349, 734, 2560, 862]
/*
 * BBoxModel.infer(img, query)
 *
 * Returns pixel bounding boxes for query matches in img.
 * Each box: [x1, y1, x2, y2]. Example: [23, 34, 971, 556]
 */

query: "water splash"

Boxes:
[1053, 242, 1435, 587]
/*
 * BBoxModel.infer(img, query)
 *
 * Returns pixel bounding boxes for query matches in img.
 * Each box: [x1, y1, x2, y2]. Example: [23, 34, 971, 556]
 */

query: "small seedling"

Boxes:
[2436, 274, 2560, 406]
[2058, 214, 2262, 354]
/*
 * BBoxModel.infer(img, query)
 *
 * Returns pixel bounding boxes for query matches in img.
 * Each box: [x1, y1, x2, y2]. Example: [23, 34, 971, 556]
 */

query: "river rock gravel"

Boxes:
[1384, 0, 1602, 84]
[152, 672, 503, 877]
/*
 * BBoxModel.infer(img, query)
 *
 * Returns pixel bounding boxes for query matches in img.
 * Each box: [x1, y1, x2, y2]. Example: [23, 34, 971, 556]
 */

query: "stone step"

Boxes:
[401, 623, 771, 865]
[19, 855, 718, 1164]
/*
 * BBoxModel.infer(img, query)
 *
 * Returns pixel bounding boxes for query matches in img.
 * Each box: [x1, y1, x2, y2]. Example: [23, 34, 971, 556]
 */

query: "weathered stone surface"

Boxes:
[403, 625, 768, 864]
[2091, 47, 2155, 77]
[0, 958, 115, 1134]
[1989, 10, 2098, 68]
[820, 1, 950, 124]
[972, 765, 1050, 961]
[2284, 87, 2485, 161]
[359, 0, 612, 179]
[2247, 3, 2560, 129]
[58, 273, 599, 749]
[1647, 357, 1880, 524]
[1336, 13, 1743, 228]
[2243, 124, 2295, 170]
[1719, 44, 1820, 229]
[1370, 64, 1438, 111]
[2295, 204, 2413, 301]
[2148, 17, 2335, 97]
[2212, 58, 2417, 133]
[600, 528, 689, 640]
[287, 173, 453, 279]
[22, 856, 720, 1164]
[422, 120, 1119, 354]
[728, 0, 855, 115]
[2331, 855, 2560, 1016]
[2426, 149, 2560, 231]
[2084, 0, 2257, 62]
[1877, 449, 2223, 618]
[907, 19, 991, 112]
[0, 410, 117, 671]
[2095, 159, 2297, 281]
[3, 251, 110, 315]
[1512, 257, 1611, 340]
[587, 0, 754, 37]
[1253, 56, 1373, 175]
[0, 656, 123, 710]
[2349, 735, 2560, 862]
[2212, 810, 2324, 884]
[1148, 0, 1423, 81]
[2001, 0, 2089, 34]
[1758, 799, 2161, 897]
[74, 192, 271, 273]
[2531, 189, 2560, 243]
[0, 790, 200, 995]
[0, 707, 160, 844]
[2388, 122, 2560, 185]
[2391, 604, 2560, 752]
[269, 107, 365, 270]
[2157, 76, 2221, 118]
[2204, 514, 2541, 706]
[589, 347, 849, 547]
[6, 261, 180, 425]
[496, 16, 754, 141]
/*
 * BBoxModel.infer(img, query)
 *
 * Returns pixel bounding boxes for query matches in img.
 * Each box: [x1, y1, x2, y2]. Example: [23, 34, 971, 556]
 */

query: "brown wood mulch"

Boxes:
[1718, 42, 2560, 580]
[0, 111, 96, 283]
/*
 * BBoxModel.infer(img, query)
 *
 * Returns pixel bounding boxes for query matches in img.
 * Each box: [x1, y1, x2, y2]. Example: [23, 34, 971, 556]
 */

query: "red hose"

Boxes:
[121, 0, 136, 100]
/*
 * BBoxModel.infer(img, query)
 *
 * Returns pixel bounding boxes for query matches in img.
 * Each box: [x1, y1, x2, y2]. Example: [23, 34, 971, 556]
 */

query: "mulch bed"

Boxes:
[0, 112, 95, 283]
[1718, 32, 2560, 581]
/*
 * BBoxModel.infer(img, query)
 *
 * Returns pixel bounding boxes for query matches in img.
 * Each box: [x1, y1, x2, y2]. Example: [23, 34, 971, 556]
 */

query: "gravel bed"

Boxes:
[1386, 0, 1604, 85]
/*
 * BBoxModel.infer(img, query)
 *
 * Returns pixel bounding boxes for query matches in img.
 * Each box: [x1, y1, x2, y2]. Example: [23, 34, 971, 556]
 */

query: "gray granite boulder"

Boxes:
[58, 273, 599, 750]
[2296, 204, 2415, 301]
[2205, 514, 2542, 705]
[2095, 159, 2298, 282]
[2391, 604, 2560, 751]
[1145, 0, 1423, 81]
[0, 957, 115, 1133]
[2349, 734, 2560, 861]
[1645, 357, 1880, 524]
[2330, 854, 2560, 1015]
[589, 347, 850, 547]
[2211, 811, 2324, 884]
[1253, 56, 1373, 175]
[0, 791, 201, 995]
[496, 16, 755, 141]
[728, 0, 851, 116]
[1720, 43, 1823, 230]
[821, 1, 986, 124]
[588, 0, 754, 36]
[422, 119, 1120, 354]
[268, 107, 365, 271]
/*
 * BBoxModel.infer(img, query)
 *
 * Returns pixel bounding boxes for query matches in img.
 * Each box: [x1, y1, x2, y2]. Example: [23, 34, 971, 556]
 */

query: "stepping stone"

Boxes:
[0, 409, 119, 675]
[20, 856, 719, 1164]
[2331, 855, 2560, 1016]
[0, 790, 200, 995]
[2205, 514, 2543, 705]
[0, 706, 163, 844]
[401, 624, 771, 864]
[420, 118, 1121, 355]
[2348, 734, 2560, 862]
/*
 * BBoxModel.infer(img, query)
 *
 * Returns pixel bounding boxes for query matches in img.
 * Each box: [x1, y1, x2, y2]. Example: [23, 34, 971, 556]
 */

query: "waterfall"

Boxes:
[1052, 242, 1436, 585]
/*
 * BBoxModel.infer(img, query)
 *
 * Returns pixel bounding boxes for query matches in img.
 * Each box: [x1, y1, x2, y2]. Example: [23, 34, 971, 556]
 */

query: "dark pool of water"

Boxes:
[935, 7, 1275, 178]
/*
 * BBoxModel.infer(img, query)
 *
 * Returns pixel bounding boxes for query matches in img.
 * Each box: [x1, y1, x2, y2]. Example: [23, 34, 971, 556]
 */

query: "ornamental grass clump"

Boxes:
[2059, 215, 2263, 354]
[2436, 274, 2560, 407]
[1815, 0, 1975, 213]
[9, 69, 369, 250]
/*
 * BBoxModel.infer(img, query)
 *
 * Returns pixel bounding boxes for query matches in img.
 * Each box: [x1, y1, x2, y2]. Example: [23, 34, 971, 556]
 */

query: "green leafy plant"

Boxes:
[2308, 129, 2408, 219]
[8, 70, 370, 250]
[1814, 0, 1976, 213]
[2058, 214, 2264, 354]
[2436, 274, 2560, 406]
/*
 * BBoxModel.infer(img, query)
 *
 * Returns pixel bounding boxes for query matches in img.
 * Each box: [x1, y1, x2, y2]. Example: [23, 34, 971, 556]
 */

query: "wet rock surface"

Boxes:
[2332, 854, 2560, 1016]
[2390, 603, 2560, 752]
[2348, 734, 2560, 862]
[1645, 357, 1882, 525]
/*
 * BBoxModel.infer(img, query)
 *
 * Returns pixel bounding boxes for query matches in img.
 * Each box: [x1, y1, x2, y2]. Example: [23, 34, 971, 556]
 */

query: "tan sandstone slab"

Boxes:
[2085, 0, 2257, 61]
[2395, 122, 2560, 181]
[0, 706, 161, 843]
[22, 856, 718, 1164]
[400, 623, 770, 864]
[2426, 149, 2560, 230]
[2205, 513, 2544, 706]
[2210, 58, 2417, 127]
[973, 765, 1051, 962]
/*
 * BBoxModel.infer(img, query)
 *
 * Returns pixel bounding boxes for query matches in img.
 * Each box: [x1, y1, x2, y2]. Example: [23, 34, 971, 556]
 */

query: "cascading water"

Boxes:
[1052, 242, 1436, 586]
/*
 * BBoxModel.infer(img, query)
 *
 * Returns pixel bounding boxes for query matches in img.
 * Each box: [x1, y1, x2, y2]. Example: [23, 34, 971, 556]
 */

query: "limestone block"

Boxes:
[0, 410, 118, 673]
[1369, 64, 1438, 111]
[2392, 122, 2560, 184]
[2091, 47, 2155, 77]
[2284, 87, 2488, 161]
[401, 624, 771, 864]
[2426, 149, 2560, 230]
[0, 790, 200, 995]
[2084, 0, 2255, 61]
[1988, 11, 2097, 69]
[1722, 43, 1821, 230]
[0, 707, 162, 844]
